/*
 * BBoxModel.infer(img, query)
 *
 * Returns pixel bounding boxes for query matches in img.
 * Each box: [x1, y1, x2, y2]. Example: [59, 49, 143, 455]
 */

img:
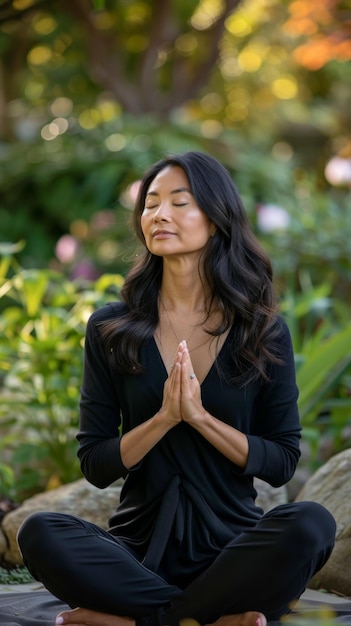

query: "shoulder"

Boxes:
[88, 301, 129, 326]
[267, 314, 295, 371]
[273, 315, 293, 346]
[86, 302, 130, 339]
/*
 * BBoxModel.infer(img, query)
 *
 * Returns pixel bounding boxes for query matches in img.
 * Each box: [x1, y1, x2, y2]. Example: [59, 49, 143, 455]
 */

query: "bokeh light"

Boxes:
[105, 133, 127, 152]
[27, 45, 52, 66]
[325, 157, 351, 186]
[55, 235, 79, 263]
[32, 15, 57, 35]
[191, 0, 223, 30]
[271, 77, 298, 99]
[50, 97, 74, 117]
[257, 204, 291, 233]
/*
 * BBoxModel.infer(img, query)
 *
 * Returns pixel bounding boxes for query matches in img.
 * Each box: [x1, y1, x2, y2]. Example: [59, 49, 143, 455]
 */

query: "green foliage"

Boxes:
[260, 179, 351, 307]
[1, 118, 350, 312]
[0, 118, 225, 273]
[296, 325, 351, 425]
[0, 250, 123, 500]
[281, 286, 351, 464]
[0, 566, 35, 585]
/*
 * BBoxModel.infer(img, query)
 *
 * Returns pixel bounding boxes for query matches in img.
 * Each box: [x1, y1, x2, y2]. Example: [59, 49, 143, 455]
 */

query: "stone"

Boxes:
[1, 474, 287, 566]
[1, 478, 122, 565]
[0, 528, 7, 557]
[254, 477, 287, 512]
[295, 448, 351, 596]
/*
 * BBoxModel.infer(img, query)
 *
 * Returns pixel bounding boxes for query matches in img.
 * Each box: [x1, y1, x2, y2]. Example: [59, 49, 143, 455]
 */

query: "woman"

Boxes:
[18, 151, 336, 626]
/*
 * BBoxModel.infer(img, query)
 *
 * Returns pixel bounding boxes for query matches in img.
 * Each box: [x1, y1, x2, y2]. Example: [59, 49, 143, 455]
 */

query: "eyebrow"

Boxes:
[146, 187, 192, 196]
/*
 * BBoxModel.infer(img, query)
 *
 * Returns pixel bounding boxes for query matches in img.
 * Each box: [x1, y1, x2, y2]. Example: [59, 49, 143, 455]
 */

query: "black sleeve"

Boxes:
[77, 304, 128, 488]
[244, 318, 301, 487]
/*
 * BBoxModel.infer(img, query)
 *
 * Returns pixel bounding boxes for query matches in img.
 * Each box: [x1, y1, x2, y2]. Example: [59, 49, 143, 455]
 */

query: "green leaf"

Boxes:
[297, 325, 351, 424]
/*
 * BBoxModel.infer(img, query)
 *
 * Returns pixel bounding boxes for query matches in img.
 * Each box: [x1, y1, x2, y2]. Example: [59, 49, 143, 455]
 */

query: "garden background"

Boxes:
[0, 0, 351, 504]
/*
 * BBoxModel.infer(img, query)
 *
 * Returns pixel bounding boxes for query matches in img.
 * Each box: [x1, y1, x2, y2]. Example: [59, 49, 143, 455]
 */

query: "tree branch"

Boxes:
[164, 0, 242, 112]
[62, 0, 143, 113]
[137, 0, 178, 110]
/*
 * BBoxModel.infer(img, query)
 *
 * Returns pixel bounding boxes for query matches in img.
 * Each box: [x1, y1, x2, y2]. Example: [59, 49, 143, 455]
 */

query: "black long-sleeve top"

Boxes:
[77, 302, 301, 585]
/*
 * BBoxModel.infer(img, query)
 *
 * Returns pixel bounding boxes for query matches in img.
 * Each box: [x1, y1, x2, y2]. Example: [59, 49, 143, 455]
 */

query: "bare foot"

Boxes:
[204, 611, 267, 626]
[55, 607, 135, 626]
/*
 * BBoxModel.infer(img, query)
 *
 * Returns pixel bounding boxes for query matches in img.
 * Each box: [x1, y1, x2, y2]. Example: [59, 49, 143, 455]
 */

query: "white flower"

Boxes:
[257, 204, 290, 233]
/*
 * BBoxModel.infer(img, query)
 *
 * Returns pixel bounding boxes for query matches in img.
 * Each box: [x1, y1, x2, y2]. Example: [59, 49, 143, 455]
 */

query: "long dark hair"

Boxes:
[100, 151, 282, 384]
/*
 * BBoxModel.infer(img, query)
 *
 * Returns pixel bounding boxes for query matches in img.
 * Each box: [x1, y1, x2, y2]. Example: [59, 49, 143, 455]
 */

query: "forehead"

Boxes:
[147, 165, 190, 193]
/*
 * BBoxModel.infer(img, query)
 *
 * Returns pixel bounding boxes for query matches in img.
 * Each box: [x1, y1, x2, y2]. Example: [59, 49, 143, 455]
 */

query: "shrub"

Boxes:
[0, 245, 123, 500]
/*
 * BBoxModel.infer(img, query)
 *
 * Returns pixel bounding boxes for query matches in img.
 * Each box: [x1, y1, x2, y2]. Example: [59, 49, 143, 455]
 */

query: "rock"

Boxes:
[286, 466, 312, 502]
[295, 448, 351, 596]
[1, 475, 287, 566]
[254, 477, 287, 512]
[1, 478, 122, 565]
[0, 527, 7, 557]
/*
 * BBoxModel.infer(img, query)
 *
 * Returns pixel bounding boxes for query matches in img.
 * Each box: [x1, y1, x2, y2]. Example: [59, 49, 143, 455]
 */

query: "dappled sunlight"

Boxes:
[271, 77, 298, 99]
[225, 14, 253, 37]
[191, 0, 224, 30]
[175, 33, 198, 55]
[27, 44, 52, 65]
[238, 47, 263, 72]
[50, 97, 74, 117]
[32, 14, 57, 35]
[200, 119, 223, 137]
[105, 133, 127, 152]
[78, 108, 101, 130]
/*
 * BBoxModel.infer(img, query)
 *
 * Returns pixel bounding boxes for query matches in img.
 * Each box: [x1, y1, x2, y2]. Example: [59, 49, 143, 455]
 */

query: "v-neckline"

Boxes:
[151, 328, 232, 387]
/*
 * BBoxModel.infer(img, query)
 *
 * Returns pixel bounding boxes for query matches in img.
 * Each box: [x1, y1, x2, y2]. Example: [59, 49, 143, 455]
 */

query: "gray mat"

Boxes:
[1, 589, 351, 625]
[0, 590, 69, 625]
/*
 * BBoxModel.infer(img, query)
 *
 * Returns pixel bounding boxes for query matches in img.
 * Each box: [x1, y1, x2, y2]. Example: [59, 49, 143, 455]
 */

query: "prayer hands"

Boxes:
[161, 341, 207, 427]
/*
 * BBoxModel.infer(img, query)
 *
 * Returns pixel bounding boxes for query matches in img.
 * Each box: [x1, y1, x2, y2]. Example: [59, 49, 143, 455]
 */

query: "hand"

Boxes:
[157, 345, 183, 427]
[179, 341, 207, 425]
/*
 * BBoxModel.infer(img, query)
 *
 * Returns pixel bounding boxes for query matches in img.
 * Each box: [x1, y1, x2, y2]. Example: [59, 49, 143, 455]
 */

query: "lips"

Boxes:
[152, 229, 175, 238]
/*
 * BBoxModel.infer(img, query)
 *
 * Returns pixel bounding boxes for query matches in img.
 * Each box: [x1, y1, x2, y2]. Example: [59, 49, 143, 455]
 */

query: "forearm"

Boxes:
[120, 410, 175, 469]
[191, 411, 249, 468]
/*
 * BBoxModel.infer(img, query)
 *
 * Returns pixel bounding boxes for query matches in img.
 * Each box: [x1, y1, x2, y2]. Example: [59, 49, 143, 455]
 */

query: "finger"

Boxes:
[168, 343, 185, 378]
[180, 343, 196, 382]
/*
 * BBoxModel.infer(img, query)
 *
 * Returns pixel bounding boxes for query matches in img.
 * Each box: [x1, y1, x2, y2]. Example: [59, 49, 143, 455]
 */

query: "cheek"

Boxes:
[194, 215, 213, 237]
[140, 214, 148, 236]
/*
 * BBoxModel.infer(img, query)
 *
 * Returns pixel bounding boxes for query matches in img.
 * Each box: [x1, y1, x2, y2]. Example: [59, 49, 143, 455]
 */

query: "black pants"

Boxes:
[17, 501, 336, 625]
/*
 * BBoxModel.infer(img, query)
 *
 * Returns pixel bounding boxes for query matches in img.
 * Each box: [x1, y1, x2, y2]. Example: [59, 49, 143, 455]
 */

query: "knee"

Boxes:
[296, 501, 336, 538]
[17, 511, 61, 561]
[288, 501, 336, 553]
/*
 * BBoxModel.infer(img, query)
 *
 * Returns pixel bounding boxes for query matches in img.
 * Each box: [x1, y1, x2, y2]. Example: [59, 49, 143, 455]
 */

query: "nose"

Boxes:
[152, 201, 171, 221]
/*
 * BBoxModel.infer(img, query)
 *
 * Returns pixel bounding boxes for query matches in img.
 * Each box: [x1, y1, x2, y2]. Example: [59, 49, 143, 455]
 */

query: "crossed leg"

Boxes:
[17, 502, 335, 626]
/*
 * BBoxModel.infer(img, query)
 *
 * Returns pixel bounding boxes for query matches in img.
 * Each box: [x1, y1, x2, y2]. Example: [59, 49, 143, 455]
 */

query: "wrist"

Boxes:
[187, 408, 211, 428]
[154, 408, 179, 430]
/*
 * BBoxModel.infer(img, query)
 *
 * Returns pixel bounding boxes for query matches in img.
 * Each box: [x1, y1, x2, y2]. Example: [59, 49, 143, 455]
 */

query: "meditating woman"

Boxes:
[18, 151, 336, 626]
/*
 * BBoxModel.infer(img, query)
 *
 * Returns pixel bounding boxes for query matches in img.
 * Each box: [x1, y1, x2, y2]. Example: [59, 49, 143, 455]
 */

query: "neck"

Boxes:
[159, 281, 210, 314]
[159, 260, 211, 314]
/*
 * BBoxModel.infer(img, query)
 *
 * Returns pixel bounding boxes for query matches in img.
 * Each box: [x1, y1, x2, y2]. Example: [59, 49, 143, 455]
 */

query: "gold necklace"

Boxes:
[158, 296, 213, 352]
